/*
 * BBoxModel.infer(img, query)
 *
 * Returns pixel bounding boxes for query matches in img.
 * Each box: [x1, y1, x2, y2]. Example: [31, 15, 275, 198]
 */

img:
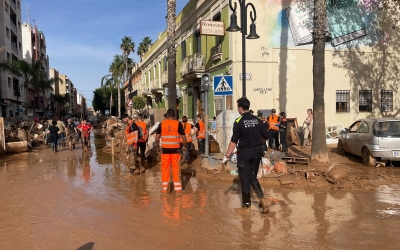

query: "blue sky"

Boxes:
[23, 0, 188, 106]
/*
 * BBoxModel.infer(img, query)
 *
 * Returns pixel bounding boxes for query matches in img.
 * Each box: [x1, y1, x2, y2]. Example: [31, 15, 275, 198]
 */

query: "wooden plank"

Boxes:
[282, 156, 309, 164]
[0, 117, 4, 155]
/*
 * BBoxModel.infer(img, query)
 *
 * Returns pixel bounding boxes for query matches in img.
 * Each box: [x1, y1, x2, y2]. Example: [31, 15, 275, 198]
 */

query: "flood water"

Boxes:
[1, 130, 400, 249]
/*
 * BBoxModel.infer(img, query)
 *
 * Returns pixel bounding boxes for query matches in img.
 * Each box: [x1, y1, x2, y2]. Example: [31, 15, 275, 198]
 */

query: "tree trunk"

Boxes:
[167, 0, 177, 112]
[118, 84, 121, 118]
[110, 94, 113, 116]
[311, 0, 329, 163]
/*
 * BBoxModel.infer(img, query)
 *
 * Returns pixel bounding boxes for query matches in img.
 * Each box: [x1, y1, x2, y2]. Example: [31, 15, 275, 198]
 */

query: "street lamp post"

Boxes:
[226, 0, 260, 97]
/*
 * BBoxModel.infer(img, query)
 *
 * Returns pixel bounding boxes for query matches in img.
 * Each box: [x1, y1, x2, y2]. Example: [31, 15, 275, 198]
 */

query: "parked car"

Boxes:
[337, 118, 400, 166]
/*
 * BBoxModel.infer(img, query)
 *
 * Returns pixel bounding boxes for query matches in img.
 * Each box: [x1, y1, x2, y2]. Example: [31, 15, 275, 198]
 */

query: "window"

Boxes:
[5, 2, 8, 12]
[181, 41, 186, 60]
[213, 13, 223, 46]
[163, 56, 167, 71]
[349, 121, 361, 133]
[9, 110, 14, 117]
[19, 42, 21, 51]
[7, 53, 10, 60]
[358, 121, 369, 133]
[6, 27, 10, 39]
[359, 90, 372, 112]
[381, 90, 393, 112]
[153, 65, 156, 78]
[18, 1, 20, 10]
[336, 90, 350, 112]
[195, 32, 201, 53]
[8, 78, 12, 88]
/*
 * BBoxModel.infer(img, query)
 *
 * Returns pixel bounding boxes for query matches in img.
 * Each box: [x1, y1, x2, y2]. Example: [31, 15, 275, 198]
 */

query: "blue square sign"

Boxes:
[213, 75, 233, 96]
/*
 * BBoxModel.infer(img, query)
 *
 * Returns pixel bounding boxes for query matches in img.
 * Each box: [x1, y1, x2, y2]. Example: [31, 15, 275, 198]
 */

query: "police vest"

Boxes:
[196, 120, 205, 139]
[268, 115, 279, 130]
[136, 121, 148, 142]
[125, 122, 137, 145]
[161, 120, 181, 149]
[181, 122, 193, 143]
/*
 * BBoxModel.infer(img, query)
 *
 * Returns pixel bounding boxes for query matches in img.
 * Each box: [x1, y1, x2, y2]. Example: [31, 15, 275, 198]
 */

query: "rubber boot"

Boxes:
[252, 183, 270, 214]
[55, 145, 58, 152]
[242, 192, 251, 208]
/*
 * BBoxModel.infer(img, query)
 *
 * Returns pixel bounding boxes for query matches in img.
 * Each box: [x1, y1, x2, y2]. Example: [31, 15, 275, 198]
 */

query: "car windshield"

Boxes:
[373, 121, 400, 137]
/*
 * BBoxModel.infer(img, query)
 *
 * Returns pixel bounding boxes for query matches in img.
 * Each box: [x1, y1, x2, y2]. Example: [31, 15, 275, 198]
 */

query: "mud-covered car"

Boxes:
[337, 118, 400, 166]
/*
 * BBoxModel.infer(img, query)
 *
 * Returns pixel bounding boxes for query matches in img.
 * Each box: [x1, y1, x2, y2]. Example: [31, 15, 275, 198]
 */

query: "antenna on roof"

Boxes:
[23, 3, 30, 26]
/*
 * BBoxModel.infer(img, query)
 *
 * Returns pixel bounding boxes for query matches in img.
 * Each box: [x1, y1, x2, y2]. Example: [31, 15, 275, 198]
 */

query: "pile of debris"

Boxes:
[102, 117, 159, 166]
[3, 119, 49, 153]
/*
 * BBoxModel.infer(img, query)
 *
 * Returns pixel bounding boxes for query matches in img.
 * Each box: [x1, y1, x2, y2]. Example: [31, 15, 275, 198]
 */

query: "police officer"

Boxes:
[223, 97, 270, 213]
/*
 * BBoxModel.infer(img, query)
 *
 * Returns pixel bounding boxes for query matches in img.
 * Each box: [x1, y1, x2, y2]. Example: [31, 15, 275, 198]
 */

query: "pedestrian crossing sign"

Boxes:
[213, 75, 233, 96]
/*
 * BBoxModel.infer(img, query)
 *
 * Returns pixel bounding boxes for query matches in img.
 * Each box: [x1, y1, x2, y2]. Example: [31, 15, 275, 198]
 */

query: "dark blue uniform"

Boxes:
[231, 112, 269, 201]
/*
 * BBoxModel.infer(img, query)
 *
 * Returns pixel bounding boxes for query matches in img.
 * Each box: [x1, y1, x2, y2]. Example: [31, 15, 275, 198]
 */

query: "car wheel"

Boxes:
[362, 148, 376, 166]
[337, 140, 345, 155]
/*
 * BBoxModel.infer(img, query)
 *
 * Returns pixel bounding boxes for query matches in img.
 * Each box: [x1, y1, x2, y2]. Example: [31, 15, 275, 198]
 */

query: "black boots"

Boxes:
[242, 192, 251, 208]
[252, 183, 270, 214]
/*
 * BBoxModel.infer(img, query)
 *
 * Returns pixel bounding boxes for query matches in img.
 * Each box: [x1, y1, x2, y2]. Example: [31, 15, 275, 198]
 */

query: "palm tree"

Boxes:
[13, 60, 42, 113]
[109, 54, 125, 118]
[167, 0, 177, 110]
[120, 36, 135, 118]
[101, 74, 118, 116]
[31, 72, 57, 114]
[311, 0, 329, 163]
[51, 93, 70, 115]
[137, 36, 152, 60]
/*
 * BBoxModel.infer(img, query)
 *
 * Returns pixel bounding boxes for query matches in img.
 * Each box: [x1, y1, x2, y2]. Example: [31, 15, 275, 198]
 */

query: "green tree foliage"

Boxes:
[131, 96, 146, 110]
[137, 36, 152, 60]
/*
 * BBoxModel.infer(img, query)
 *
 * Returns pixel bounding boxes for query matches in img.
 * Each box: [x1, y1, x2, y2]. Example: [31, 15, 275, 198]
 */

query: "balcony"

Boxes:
[180, 53, 206, 80]
[210, 44, 223, 62]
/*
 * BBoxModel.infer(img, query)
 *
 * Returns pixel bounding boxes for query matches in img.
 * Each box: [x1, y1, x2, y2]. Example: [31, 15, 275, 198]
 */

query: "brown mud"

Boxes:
[1, 130, 400, 249]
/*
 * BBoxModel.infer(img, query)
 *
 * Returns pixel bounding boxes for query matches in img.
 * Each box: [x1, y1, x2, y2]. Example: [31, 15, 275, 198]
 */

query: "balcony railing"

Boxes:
[210, 44, 223, 62]
[180, 53, 206, 77]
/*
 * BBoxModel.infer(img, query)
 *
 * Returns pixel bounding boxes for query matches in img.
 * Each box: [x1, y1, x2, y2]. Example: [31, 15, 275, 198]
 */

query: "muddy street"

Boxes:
[1, 131, 400, 250]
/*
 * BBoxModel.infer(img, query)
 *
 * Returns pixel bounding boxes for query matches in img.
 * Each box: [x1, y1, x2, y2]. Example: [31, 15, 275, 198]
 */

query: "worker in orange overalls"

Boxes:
[181, 115, 197, 163]
[266, 109, 281, 150]
[195, 114, 205, 154]
[156, 109, 187, 193]
[136, 113, 148, 167]
[121, 114, 139, 174]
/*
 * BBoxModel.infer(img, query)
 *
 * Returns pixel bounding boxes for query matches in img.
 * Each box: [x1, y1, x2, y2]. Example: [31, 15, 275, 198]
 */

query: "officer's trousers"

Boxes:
[268, 130, 280, 149]
[161, 154, 182, 192]
[237, 149, 262, 194]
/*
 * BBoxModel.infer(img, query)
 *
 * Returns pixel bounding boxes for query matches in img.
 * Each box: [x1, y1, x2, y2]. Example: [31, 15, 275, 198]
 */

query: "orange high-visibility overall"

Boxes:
[136, 121, 148, 142]
[196, 120, 205, 139]
[161, 120, 182, 192]
[268, 115, 279, 130]
[125, 122, 137, 145]
[181, 122, 193, 143]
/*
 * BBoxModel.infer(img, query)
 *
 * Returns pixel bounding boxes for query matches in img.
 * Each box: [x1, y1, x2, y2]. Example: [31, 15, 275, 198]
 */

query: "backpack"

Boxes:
[131, 122, 144, 139]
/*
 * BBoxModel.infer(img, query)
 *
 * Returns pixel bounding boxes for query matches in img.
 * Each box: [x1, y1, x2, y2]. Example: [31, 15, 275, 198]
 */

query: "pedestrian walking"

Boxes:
[56, 117, 66, 148]
[279, 112, 288, 153]
[77, 119, 93, 152]
[266, 109, 281, 150]
[121, 114, 141, 174]
[47, 121, 60, 152]
[181, 115, 196, 163]
[223, 97, 270, 213]
[156, 109, 186, 193]
[66, 118, 77, 151]
[302, 108, 313, 147]
[195, 114, 205, 154]
[136, 114, 148, 167]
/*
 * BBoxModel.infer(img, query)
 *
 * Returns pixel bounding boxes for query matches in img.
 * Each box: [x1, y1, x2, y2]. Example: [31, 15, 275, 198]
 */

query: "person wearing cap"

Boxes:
[279, 111, 288, 153]
[136, 114, 149, 167]
[266, 109, 281, 150]
[181, 115, 196, 163]
[222, 97, 270, 213]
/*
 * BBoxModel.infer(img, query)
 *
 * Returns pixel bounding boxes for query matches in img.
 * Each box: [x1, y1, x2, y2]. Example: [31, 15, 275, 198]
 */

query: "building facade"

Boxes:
[0, 0, 23, 118]
[126, 0, 231, 124]
[126, 0, 400, 129]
